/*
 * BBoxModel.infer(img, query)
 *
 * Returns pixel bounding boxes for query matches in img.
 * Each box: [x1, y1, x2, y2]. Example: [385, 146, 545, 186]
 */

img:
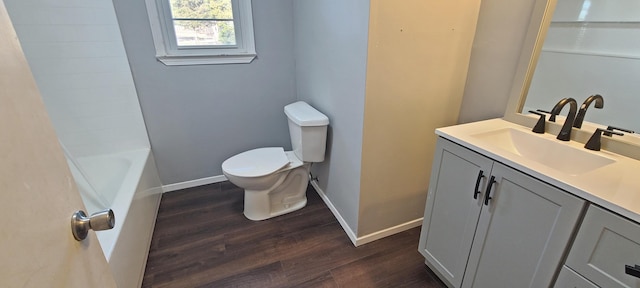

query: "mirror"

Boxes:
[522, 0, 640, 132]
[504, 0, 640, 159]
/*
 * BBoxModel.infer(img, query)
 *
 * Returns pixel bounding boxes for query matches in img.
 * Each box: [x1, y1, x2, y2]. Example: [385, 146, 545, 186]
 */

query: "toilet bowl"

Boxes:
[221, 101, 329, 221]
[222, 147, 309, 220]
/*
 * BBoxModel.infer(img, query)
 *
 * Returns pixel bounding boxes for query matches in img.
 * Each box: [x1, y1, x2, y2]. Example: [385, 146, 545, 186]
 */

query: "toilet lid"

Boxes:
[222, 147, 290, 178]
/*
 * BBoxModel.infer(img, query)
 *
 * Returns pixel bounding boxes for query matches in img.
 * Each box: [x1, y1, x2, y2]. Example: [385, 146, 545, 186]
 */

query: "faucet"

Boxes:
[549, 98, 578, 141]
[573, 94, 604, 128]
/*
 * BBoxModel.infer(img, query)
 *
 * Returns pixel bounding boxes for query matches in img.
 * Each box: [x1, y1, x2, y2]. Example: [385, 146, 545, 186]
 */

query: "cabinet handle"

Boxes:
[484, 176, 496, 206]
[474, 170, 485, 199]
[626, 264, 640, 278]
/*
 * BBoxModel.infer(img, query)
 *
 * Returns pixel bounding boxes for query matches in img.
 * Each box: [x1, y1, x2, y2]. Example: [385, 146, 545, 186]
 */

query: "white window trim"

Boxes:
[144, 0, 256, 66]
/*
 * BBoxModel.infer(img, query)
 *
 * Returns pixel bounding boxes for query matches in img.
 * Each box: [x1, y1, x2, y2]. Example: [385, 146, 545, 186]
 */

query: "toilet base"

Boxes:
[242, 164, 310, 221]
[244, 197, 307, 221]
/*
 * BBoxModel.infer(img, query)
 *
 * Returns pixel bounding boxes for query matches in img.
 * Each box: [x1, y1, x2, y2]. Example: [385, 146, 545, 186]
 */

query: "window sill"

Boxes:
[156, 53, 257, 66]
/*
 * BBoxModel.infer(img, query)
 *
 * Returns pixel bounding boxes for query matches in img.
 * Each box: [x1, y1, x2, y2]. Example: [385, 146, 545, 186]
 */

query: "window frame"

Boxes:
[145, 0, 256, 66]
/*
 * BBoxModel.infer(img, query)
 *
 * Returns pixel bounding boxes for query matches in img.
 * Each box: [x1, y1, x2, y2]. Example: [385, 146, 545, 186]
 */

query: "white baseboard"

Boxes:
[162, 175, 228, 193]
[355, 217, 423, 246]
[164, 176, 422, 245]
[309, 180, 422, 247]
[309, 180, 359, 245]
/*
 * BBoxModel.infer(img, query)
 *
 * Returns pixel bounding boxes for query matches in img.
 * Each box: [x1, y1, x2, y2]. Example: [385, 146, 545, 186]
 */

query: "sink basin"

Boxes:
[471, 128, 615, 175]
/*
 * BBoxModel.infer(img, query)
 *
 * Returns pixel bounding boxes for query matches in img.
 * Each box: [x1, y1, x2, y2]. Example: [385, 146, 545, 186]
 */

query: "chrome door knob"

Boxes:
[71, 209, 115, 241]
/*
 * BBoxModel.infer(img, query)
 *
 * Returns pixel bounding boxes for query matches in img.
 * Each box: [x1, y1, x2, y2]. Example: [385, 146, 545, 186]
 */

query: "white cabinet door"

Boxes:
[565, 205, 640, 288]
[419, 138, 493, 288]
[0, 2, 116, 286]
[461, 162, 585, 288]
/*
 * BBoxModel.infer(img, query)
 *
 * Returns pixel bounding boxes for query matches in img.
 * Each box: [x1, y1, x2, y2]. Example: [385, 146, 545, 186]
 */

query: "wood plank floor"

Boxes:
[142, 181, 446, 288]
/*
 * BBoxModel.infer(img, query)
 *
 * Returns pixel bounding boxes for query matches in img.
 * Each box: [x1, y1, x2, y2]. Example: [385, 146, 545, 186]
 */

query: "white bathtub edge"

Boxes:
[107, 149, 163, 288]
[95, 149, 149, 260]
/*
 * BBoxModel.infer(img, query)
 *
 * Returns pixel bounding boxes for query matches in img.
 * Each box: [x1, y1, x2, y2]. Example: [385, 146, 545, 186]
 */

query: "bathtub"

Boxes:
[67, 148, 162, 288]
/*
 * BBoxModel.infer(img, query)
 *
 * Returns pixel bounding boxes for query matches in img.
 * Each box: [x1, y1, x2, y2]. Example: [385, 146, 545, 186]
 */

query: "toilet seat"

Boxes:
[222, 147, 290, 178]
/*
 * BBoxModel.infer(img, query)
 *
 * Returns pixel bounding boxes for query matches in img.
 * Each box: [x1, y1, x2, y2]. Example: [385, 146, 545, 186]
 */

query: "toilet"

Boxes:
[221, 101, 329, 221]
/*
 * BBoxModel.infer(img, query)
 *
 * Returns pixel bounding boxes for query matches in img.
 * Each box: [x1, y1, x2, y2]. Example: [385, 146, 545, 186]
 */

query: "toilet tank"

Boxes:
[284, 101, 329, 162]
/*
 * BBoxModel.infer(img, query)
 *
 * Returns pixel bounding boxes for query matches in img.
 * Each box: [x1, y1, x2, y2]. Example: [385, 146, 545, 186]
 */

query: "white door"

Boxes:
[0, 1, 116, 287]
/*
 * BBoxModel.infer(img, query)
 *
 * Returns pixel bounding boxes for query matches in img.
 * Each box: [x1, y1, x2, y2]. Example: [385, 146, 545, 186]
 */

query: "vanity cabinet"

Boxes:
[419, 138, 586, 288]
[554, 205, 640, 288]
[555, 266, 599, 288]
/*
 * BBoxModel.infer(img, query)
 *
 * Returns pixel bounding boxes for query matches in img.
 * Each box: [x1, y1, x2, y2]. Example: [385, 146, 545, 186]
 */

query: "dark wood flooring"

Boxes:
[142, 181, 446, 288]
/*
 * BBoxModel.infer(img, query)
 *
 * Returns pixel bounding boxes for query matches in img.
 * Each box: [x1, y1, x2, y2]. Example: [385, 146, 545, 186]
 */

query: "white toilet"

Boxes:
[221, 101, 329, 221]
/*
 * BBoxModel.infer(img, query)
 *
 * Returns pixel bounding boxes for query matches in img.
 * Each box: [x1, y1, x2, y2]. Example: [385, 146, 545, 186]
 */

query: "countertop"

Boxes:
[436, 118, 640, 223]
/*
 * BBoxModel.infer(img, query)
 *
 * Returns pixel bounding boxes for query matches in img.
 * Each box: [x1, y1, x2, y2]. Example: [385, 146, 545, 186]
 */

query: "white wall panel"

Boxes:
[5, 0, 150, 157]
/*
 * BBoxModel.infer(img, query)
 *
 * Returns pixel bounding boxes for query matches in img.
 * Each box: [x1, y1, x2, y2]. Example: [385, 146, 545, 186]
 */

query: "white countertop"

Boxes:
[437, 118, 640, 223]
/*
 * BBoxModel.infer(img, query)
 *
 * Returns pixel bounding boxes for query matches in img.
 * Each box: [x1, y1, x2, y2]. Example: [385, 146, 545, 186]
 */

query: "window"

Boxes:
[145, 0, 256, 65]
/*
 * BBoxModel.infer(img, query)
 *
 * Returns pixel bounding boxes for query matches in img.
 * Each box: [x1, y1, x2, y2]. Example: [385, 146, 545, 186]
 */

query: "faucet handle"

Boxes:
[604, 125, 634, 137]
[528, 110, 546, 134]
[585, 128, 624, 151]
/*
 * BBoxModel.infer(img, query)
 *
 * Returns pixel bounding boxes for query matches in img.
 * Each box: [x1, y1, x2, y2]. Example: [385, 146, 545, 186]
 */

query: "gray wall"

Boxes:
[458, 0, 538, 123]
[112, 0, 297, 185]
[293, 1, 370, 234]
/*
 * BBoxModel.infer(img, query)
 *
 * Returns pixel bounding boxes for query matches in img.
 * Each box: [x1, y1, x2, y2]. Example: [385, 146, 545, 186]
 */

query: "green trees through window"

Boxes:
[169, 0, 236, 46]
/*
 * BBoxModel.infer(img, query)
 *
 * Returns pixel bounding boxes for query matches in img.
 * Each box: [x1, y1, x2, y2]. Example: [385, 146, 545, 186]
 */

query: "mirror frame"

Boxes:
[502, 0, 640, 160]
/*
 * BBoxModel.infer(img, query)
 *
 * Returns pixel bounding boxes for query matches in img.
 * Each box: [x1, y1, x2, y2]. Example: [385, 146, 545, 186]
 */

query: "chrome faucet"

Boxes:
[573, 94, 604, 128]
[549, 98, 578, 141]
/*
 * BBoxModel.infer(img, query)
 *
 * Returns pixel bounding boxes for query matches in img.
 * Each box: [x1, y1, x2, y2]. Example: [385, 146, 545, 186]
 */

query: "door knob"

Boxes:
[71, 209, 115, 241]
